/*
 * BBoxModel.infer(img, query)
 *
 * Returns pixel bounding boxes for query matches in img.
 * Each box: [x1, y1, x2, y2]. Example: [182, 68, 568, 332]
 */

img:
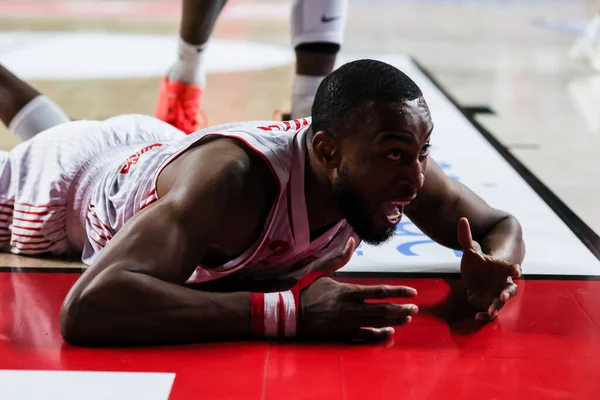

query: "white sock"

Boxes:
[167, 38, 208, 87]
[291, 74, 324, 119]
[8, 95, 70, 142]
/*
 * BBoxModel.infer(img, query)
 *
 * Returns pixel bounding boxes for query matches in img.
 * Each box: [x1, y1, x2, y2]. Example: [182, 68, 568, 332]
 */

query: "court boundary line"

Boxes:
[2, 266, 600, 281]
[410, 56, 600, 262]
[333, 271, 600, 281]
[0, 267, 84, 273]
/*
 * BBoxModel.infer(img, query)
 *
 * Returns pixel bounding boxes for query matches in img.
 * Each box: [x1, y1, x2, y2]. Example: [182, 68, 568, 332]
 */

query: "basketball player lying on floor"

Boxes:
[0, 60, 524, 346]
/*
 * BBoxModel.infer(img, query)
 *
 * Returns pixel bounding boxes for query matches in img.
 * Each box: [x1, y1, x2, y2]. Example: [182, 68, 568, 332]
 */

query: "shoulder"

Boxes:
[157, 137, 279, 243]
[159, 137, 277, 193]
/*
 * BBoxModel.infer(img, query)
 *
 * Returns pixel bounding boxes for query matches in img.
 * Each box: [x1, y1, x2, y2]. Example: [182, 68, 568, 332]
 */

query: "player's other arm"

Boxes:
[404, 157, 525, 265]
[60, 139, 275, 346]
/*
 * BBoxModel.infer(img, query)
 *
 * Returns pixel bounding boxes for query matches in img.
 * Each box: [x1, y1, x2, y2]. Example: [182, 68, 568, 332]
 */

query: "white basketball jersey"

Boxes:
[84, 118, 359, 283]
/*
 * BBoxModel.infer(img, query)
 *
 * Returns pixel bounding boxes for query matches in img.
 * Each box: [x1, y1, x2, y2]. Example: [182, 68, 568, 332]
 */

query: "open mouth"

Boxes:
[380, 200, 412, 225]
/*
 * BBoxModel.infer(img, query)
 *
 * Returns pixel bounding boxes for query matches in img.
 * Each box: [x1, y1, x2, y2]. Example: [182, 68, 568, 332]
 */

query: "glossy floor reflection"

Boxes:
[1, 273, 599, 399]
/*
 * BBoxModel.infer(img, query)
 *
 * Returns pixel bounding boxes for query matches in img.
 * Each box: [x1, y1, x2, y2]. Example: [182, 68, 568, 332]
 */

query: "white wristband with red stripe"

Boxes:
[263, 291, 297, 338]
[250, 272, 327, 339]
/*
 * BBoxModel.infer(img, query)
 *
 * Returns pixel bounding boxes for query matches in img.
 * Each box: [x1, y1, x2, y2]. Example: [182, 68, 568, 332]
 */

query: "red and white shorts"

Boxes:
[0, 114, 184, 257]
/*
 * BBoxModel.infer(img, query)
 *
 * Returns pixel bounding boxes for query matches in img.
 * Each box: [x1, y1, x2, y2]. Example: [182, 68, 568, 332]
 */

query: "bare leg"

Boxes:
[0, 63, 70, 141]
[295, 45, 338, 78]
[0, 64, 41, 128]
[283, 44, 340, 120]
[180, 0, 228, 46]
[288, 0, 348, 119]
[155, 0, 229, 134]
[170, 0, 229, 86]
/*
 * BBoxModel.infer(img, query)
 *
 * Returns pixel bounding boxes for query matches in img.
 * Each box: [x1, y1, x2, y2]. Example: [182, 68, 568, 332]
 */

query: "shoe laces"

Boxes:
[166, 93, 201, 133]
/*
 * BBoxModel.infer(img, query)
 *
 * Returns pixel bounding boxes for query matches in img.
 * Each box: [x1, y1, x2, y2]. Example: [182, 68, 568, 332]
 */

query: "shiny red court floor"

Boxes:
[1, 272, 599, 399]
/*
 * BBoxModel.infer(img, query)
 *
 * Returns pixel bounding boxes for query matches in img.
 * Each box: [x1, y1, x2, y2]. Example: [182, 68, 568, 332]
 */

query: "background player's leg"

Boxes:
[0, 64, 41, 129]
[291, 44, 340, 120]
[175, 0, 228, 86]
[287, 0, 348, 120]
[155, 0, 228, 134]
[0, 64, 70, 141]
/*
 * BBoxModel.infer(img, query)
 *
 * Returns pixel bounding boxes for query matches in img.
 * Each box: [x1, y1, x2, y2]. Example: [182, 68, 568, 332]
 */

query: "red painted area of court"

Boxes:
[1, 272, 599, 399]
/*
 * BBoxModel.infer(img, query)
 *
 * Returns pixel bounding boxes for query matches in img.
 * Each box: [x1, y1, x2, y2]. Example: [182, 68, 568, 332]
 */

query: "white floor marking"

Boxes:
[0, 370, 175, 400]
[0, 32, 294, 80]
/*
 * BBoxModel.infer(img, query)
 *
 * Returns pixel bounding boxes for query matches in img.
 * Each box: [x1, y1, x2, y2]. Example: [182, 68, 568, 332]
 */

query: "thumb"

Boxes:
[457, 217, 475, 251]
[311, 237, 356, 274]
[338, 236, 356, 265]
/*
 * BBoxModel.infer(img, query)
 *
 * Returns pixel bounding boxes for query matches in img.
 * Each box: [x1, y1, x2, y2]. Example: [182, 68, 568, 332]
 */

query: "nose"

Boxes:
[406, 158, 425, 191]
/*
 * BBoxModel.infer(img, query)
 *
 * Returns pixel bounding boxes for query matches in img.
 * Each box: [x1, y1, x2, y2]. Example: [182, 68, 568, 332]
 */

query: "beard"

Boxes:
[332, 167, 396, 246]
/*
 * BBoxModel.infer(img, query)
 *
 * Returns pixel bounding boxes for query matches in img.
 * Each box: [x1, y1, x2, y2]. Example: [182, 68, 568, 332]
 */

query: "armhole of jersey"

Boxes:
[152, 132, 285, 274]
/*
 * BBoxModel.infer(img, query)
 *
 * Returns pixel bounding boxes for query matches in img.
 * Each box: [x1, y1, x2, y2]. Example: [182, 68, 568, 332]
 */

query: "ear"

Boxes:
[311, 130, 341, 169]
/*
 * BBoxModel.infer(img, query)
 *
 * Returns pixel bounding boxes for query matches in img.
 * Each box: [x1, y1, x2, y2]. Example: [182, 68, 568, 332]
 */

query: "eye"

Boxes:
[419, 144, 431, 156]
[386, 149, 403, 161]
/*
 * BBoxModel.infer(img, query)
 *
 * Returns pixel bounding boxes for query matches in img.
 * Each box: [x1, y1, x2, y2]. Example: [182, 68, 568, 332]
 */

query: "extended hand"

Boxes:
[299, 276, 419, 342]
[458, 217, 521, 321]
[300, 237, 419, 342]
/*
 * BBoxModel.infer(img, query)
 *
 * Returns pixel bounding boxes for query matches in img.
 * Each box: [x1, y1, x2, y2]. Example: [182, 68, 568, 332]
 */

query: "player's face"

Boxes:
[332, 98, 433, 245]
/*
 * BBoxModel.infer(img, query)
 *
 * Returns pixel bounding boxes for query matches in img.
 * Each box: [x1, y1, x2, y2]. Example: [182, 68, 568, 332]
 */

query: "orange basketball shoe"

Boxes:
[155, 77, 208, 135]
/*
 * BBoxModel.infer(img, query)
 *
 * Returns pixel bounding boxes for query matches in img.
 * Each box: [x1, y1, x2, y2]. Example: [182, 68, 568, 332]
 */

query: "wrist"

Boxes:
[250, 272, 327, 339]
[250, 291, 296, 338]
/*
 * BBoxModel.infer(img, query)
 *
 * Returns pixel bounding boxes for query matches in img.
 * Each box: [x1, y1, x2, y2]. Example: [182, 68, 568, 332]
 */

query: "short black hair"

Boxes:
[310, 59, 423, 139]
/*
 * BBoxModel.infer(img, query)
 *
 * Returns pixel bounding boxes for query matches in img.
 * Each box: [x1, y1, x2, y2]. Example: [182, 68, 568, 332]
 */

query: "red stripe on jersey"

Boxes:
[12, 225, 41, 232]
[13, 217, 46, 224]
[89, 233, 107, 249]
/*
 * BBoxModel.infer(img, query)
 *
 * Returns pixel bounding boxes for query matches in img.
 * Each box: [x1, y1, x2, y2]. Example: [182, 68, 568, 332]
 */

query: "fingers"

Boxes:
[509, 264, 522, 279]
[493, 261, 522, 279]
[475, 311, 494, 321]
[359, 303, 418, 327]
[361, 302, 419, 318]
[489, 280, 518, 314]
[360, 315, 414, 328]
[349, 284, 418, 300]
[475, 280, 519, 321]
[351, 327, 395, 343]
[492, 259, 522, 280]
[351, 310, 417, 341]
[500, 278, 518, 301]
[457, 217, 474, 251]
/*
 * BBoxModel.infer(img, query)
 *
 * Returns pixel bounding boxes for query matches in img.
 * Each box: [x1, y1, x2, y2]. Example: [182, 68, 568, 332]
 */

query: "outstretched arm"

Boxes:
[405, 157, 525, 320]
[405, 157, 525, 265]
[60, 139, 274, 346]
